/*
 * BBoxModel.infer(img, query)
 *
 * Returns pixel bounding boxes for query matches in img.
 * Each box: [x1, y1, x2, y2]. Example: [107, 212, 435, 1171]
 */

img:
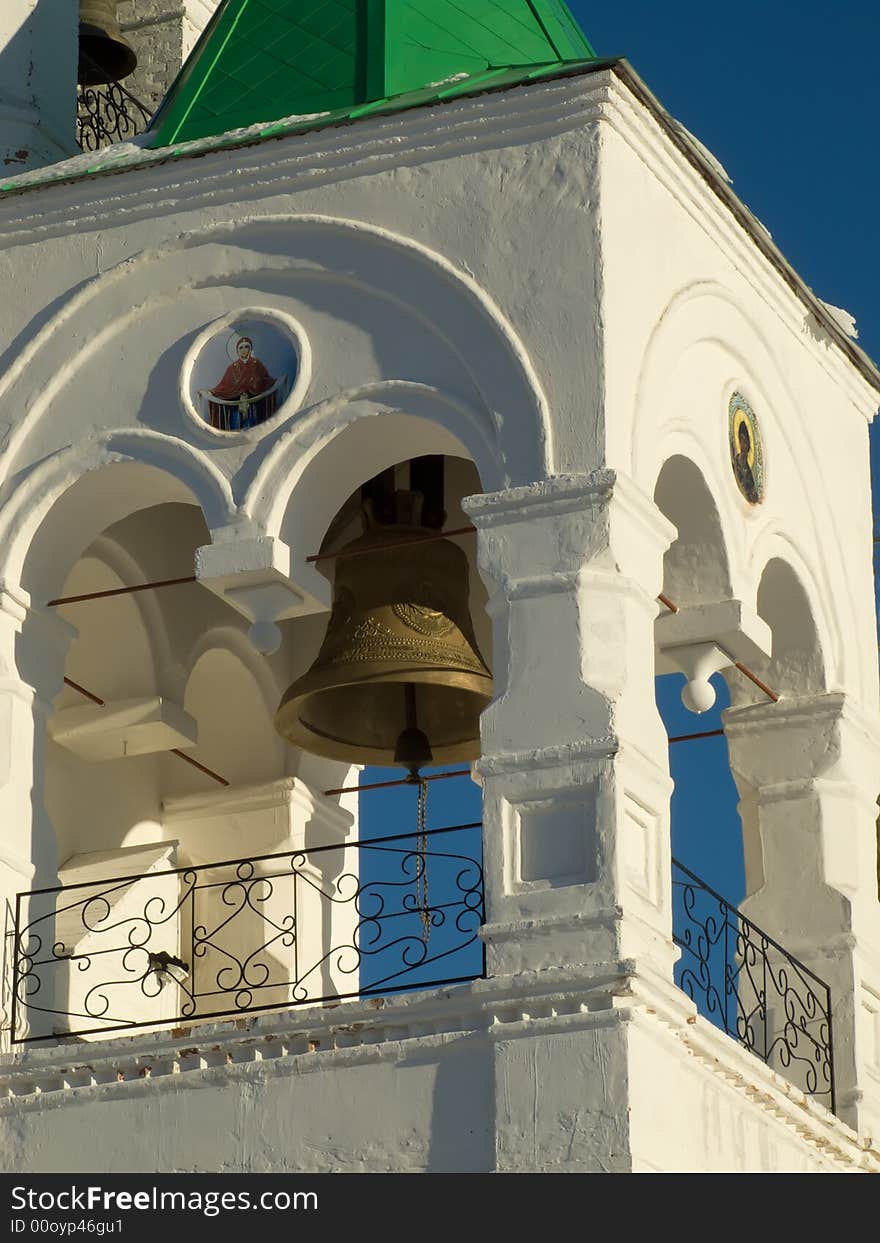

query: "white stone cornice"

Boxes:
[162, 776, 353, 840]
[0, 842, 36, 883]
[725, 691, 880, 751]
[0, 72, 609, 238]
[503, 570, 579, 600]
[0, 582, 30, 624]
[474, 736, 618, 776]
[464, 469, 675, 549]
[2, 965, 876, 1171]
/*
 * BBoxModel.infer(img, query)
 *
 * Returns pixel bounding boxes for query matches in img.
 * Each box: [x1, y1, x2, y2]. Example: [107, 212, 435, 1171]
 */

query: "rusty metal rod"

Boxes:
[656, 593, 779, 703]
[47, 576, 197, 607]
[307, 526, 476, 565]
[733, 661, 779, 704]
[668, 728, 725, 744]
[62, 676, 228, 786]
[324, 768, 472, 797]
[63, 677, 104, 706]
[169, 748, 229, 787]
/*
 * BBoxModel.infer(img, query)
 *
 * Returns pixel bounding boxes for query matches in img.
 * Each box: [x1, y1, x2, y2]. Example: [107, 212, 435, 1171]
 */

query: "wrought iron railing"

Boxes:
[672, 857, 835, 1112]
[76, 73, 152, 152]
[11, 823, 485, 1044]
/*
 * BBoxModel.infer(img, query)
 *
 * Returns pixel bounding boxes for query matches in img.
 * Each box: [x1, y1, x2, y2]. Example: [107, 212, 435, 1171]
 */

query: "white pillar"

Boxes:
[465, 470, 676, 982]
[725, 694, 880, 1136]
[0, 0, 78, 173]
[0, 585, 73, 1047]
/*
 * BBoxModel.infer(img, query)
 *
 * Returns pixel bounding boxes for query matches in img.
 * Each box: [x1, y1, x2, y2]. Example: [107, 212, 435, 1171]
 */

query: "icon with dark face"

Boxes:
[729, 394, 764, 505]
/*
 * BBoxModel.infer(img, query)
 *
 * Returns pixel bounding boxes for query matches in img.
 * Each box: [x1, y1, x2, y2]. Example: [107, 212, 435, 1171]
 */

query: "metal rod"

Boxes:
[307, 525, 476, 565]
[63, 677, 105, 705]
[733, 661, 779, 703]
[169, 748, 229, 787]
[656, 592, 779, 703]
[47, 575, 197, 607]
[324, 769, 472, 797]
[62, 675, 229, 786]
[668, 728, 725, 744]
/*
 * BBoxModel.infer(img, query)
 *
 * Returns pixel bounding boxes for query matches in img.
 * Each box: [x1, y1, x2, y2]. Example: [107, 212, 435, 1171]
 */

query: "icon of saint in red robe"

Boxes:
[207, 336, 277, 430]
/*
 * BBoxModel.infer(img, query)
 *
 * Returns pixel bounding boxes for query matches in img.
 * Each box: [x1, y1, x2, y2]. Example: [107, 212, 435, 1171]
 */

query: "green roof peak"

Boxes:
[148, 0, 596, 146]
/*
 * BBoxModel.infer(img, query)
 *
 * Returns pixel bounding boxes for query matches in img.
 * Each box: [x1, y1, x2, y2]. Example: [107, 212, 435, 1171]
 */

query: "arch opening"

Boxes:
[653, 455, 746, 1040]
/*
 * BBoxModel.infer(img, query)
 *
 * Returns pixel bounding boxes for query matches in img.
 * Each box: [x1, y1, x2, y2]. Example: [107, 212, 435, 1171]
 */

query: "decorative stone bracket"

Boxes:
[196, 535, 331, 654]
[656, 598, 772, 714]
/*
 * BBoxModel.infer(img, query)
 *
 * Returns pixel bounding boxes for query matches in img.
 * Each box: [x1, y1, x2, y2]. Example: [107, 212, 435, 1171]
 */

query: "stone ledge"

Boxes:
[2, 966, 878, 1171]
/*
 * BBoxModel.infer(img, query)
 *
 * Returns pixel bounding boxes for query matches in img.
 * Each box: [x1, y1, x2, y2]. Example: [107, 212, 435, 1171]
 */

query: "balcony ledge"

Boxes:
[1, 963, 877, 1172]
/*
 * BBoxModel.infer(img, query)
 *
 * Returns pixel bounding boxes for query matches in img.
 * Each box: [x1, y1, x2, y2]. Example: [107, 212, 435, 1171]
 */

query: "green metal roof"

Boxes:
[148, 0, 596, 146]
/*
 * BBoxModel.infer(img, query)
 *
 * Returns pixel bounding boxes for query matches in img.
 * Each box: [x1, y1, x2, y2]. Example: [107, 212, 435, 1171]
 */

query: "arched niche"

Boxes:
[14, 457, 236, 881]
[42, 500, 222, 867]
[251, 396, 500, 559]
[177, 646, 286, 798]
[653, 454, 746, 940]
[46, 554, 164, 868]
[268, 412, 493, 699]
[755, 557, 826, 698]
[7, 439, 233, 609]
[654, 454, 732, 606]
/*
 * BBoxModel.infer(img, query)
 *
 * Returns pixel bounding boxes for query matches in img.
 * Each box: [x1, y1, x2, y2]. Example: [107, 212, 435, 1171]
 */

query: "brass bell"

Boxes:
[78, 0, 138, 85]
[275, 492, 492, 775]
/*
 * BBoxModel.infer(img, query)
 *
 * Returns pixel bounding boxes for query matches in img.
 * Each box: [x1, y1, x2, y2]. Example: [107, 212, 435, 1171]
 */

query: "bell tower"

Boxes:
[0, 0, 879, 1175]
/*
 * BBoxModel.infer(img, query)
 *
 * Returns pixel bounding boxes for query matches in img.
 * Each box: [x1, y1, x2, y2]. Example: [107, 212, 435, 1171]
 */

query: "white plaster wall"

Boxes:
[0, 0, 78, 171]
[626, 1014, 860, 1173]
[598, 97, 879, 708]
[0, 986, 874, 1174]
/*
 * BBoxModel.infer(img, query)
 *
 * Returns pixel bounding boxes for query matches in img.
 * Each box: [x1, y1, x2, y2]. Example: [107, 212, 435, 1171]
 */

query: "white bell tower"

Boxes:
[0, 0, 878, 1175]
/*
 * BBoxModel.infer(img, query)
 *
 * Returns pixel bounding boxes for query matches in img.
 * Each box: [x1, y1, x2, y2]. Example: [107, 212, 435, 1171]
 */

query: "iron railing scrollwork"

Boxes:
[11, 823, 485, 1044]
[9, 832, 836, 1117]
[672, 857, 835, 1112]
[76, 53, 152, 152]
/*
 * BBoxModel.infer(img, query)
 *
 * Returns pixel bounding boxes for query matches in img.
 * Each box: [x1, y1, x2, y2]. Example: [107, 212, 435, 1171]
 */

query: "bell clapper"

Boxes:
[394, 682, 433, 784]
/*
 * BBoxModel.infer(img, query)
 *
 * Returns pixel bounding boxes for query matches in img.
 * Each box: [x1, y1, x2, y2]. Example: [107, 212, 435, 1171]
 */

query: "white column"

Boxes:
[725, 694, 880, 1135]
[0, 0, 78, 173]
[0, 585, 74, 1047]
[464, 470, 676, 983]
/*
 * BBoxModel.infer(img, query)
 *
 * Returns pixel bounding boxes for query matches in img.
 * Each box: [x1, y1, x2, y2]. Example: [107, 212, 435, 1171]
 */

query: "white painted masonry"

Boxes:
[0, 56, 878, 1171]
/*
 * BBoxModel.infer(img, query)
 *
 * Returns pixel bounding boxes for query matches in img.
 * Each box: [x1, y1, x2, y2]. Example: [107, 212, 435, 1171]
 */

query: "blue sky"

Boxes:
[571, 1, 880, 369]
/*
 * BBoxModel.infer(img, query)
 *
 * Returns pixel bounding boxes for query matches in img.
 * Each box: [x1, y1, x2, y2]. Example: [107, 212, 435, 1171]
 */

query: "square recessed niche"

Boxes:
[515, 785, 597, 888]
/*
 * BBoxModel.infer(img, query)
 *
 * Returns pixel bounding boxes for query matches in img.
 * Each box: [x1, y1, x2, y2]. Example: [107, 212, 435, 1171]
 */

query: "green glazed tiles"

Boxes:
[149, 0, 595, 146]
